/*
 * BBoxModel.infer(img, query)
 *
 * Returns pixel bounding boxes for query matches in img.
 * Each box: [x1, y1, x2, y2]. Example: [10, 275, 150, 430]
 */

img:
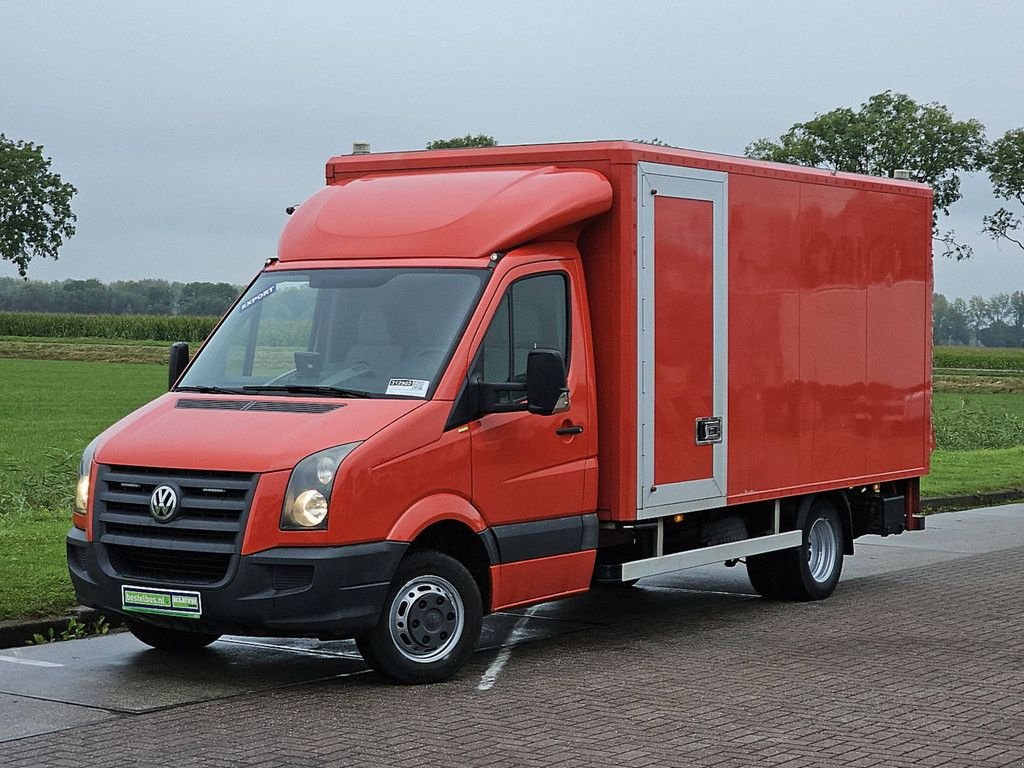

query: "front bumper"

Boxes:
[67, 527, 407, 638]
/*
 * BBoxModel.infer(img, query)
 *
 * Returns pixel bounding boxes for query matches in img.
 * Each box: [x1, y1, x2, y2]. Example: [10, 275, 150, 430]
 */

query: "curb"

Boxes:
[920, 488, 1024, 513]
[0, 607, 122, 650]
[2, 493, 1021, 649]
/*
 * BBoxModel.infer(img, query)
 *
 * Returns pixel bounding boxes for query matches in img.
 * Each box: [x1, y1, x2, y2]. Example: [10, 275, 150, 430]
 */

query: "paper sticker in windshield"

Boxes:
[386, 378, 430, 397]
[239, 283, 276, 311]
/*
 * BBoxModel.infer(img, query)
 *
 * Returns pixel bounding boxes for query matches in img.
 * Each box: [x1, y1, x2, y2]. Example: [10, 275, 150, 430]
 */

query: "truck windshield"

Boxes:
[178, 268, 488, 398]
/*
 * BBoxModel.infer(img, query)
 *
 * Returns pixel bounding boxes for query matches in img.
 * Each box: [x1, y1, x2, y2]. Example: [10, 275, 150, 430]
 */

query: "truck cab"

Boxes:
[68, 165, 610, 683]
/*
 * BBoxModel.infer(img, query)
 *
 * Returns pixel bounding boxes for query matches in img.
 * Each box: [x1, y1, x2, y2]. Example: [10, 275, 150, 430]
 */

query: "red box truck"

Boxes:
[67, 142, 931, 683]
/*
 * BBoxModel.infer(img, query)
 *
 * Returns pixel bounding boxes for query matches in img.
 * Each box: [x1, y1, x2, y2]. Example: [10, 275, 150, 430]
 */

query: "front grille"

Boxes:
[247, 401, 342, 414]
[95, 465, 257, 585]
[107, 545, 233, 585]
[68, 542, 90, 573]
[271, 564, 315, 591]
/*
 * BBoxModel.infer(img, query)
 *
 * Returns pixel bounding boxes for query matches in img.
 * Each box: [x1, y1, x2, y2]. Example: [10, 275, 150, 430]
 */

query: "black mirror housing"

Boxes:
[168, 342, 190, 390]
[526, 348, 568, 415]
[476, 380, 527, 414]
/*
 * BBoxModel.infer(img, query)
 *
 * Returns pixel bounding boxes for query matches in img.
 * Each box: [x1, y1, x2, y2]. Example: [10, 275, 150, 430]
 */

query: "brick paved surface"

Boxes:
[2, 546, 1022, 767]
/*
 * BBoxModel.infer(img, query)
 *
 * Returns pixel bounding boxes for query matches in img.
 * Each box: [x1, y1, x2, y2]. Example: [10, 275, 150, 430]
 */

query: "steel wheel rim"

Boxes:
[807, 517, 838, 583]
[388, 575, 465, 664]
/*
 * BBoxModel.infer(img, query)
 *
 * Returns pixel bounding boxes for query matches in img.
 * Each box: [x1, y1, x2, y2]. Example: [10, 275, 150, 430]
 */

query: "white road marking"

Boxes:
[476, 605, 541, 692]
[0, 655, 64, 668]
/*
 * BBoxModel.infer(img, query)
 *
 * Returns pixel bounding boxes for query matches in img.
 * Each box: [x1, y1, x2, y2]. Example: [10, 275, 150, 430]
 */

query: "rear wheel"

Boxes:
[356, 550, 482, 684]
[745, 551, 787, 598]
[748, 497, 844, 601]
[125, 618, 221, 651]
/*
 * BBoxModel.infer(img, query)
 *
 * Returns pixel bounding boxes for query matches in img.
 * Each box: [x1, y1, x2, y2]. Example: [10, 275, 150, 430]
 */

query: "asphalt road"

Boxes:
[1, 504, 1022, 767]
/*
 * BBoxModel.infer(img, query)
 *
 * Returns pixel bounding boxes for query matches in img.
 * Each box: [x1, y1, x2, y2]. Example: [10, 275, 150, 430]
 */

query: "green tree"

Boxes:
[1010, 290, 1024, 329]
[426, 134, 498, 150]
[176, 281, 239, 316]
[967, 294, 991, 338]
[61, 279, 109, 313]
[0, 134, 77, 277]
[933, 293, 972, 346]
[745, 91, 986, 260]
[982, 128, 1024, 251]
[987, 293, 1013, 325]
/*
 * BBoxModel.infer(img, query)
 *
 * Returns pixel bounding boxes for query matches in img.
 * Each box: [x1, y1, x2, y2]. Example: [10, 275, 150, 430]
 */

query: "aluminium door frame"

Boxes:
[636, 161, 728, 518]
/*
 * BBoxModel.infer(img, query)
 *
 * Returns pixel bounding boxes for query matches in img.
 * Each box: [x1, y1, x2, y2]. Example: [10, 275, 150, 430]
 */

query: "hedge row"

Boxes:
[934, 345, 1024, 372]
[2, 314, 1023, 363]
[0, 312, 219, 343]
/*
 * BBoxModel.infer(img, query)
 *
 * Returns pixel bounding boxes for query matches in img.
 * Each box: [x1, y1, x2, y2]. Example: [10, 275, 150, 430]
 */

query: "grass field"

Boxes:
[0, 341, 1021, 621]
[0, 358, 165, 619]
[932, 390, 1024, 452]
[933, 391, 1024, 420]
[925, 447, 1024, 497]
[0, 335, 169, 364]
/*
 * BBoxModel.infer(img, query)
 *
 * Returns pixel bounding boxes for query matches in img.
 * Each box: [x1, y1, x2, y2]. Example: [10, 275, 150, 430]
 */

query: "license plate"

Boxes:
[121, 585, 202, 619]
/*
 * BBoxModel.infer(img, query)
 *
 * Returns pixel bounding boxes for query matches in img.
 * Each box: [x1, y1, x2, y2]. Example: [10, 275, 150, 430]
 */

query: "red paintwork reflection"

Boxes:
[489, 550, 596, 611]
[727, 175, 931, 500]
[653, 197, 714, 486]
[95, 394, 425, 473]
[278, 166, 612, 261]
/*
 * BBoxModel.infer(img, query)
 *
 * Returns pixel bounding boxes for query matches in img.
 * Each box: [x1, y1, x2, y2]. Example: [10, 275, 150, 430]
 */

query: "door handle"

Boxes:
[555, 424, 584, 436]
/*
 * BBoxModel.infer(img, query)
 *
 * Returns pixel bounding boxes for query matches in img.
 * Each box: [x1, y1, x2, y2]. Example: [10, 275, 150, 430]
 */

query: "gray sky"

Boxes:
[3, 0, 1023, 298]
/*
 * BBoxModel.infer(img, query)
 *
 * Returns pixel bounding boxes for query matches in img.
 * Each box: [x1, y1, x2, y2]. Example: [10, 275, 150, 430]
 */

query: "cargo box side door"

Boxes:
[637, 163, 727, 516]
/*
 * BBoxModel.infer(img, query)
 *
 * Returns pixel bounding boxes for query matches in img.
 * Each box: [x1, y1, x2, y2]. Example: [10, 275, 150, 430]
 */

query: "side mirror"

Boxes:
[168, 342, 190, 390]
[526, 348, 569, 416]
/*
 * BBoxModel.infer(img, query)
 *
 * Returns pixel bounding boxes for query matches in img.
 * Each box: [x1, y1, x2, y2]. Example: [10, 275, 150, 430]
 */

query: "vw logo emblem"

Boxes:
[150, 484, 179, 523]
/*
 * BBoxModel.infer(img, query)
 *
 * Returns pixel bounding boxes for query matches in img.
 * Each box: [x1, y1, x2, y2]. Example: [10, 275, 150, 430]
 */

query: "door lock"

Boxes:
[695, 417, 722, 445]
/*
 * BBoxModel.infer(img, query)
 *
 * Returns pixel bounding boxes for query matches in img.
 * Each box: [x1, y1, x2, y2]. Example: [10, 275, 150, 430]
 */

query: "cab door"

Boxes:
[468, 264, 592, 528]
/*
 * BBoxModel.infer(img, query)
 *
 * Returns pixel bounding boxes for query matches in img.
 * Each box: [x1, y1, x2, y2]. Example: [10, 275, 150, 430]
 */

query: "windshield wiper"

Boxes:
[241, 384, 373, 398]
[175, 385, 246, 395]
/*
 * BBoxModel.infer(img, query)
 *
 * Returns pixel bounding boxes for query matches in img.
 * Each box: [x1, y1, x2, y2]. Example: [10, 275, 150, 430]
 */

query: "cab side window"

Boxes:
[481, 295, 511, 383]
[477, 273, 569, 385]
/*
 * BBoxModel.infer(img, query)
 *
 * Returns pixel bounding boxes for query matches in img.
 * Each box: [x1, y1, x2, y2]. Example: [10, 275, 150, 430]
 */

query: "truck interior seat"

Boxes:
[342, 309, 402, 376]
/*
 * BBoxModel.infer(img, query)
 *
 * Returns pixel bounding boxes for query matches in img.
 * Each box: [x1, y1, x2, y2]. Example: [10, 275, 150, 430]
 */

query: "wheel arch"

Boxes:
[387, 494, 496, 614]
[796, 492, 853, 556]
[387, 493, 489, 541]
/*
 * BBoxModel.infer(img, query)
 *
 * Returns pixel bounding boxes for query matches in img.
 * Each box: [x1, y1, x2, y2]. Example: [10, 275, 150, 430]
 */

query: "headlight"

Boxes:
[74, 437, 100, 517]
[291, 490, 328, 527]
[281, 443, 360, 530]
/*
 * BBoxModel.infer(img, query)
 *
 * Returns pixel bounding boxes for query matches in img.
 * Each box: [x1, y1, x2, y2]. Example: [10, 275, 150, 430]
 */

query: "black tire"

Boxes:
[357, 550, 482, 685]
[773, 497, 845, 601]
[125, 617, 221, 651]
[593, 578, 640, 590]
[745, 551, 787, 599]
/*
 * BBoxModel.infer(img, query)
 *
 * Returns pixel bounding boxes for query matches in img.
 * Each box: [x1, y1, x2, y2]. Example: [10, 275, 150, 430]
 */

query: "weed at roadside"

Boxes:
[934, 399, 1024, 451]
[0, 449, 77, 519]
[28, 616, 110, 645]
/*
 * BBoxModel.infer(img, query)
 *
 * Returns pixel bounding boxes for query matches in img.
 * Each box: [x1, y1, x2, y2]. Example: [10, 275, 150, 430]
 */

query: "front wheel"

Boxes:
[356, 550, 482, 684]
[125, 618, 221, 651]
